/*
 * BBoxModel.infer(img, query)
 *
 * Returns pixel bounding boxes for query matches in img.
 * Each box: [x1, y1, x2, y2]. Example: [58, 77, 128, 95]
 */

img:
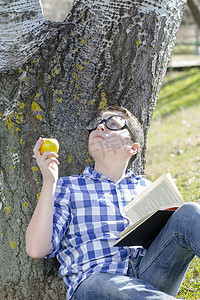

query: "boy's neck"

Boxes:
[94, 159, 128, 183]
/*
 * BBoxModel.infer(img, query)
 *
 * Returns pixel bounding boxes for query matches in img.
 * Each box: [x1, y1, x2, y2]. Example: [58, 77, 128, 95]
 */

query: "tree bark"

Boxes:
[0, 0, 186, 298]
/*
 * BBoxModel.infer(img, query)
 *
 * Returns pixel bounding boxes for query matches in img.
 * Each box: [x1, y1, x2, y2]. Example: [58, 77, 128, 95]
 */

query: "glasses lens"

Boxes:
[106, 116, 125, 130]
[86, 116, 102, 131]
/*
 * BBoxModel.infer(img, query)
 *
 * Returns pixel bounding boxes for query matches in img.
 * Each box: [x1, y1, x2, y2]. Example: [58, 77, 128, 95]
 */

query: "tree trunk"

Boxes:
[0, 0, 186, 299]
[187, 0, 200, 28]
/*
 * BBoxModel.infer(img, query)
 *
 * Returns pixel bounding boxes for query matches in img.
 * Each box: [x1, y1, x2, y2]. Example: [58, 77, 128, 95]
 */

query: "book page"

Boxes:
[124, 174, 184, 224]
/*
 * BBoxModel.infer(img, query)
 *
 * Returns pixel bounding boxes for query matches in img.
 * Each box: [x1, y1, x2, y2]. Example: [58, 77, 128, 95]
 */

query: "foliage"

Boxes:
[146, 68, 200, 299]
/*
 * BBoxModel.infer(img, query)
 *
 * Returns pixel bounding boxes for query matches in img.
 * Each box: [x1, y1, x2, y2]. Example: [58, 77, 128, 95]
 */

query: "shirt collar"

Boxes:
[82, 165, 137, 182]
[83, 165, 100, 179]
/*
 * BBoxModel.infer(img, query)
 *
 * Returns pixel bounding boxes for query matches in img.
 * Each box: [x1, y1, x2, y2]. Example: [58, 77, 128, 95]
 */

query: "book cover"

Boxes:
[114, 209, 175, 249]
[114, 173, 184, 248]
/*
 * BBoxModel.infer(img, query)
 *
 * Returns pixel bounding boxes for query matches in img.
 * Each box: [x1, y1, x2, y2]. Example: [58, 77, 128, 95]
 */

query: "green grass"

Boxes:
[173, 44, 197, 55]
[153, 68, 200, 119]
[146, 68, 200, 299]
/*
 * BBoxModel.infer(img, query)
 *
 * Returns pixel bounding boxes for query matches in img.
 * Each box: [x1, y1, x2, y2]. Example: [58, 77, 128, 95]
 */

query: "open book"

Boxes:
[114, 173, 184, 249]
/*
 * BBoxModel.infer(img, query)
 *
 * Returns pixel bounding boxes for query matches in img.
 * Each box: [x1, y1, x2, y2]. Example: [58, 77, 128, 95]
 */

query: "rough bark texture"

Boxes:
[0, 0, 186, 299]
[187, 0, 200, 28]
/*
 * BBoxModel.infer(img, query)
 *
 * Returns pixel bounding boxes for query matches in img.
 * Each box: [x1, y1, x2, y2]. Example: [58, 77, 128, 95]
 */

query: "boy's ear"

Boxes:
[128, 143, 139, 155]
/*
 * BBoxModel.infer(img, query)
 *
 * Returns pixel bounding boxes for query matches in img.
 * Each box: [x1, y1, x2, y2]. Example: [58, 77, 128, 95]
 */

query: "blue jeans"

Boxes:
[72, 203, 200, 300]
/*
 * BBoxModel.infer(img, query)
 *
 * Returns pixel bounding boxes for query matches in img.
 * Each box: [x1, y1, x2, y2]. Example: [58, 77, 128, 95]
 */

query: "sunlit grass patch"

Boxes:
[154, 68, 200, 119]
[177, 257, 200, 299]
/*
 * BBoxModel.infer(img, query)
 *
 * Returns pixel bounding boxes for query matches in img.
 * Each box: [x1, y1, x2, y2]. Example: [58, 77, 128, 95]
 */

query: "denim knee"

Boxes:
[175, 202, 200, 224]
[171, 202, 200, 249]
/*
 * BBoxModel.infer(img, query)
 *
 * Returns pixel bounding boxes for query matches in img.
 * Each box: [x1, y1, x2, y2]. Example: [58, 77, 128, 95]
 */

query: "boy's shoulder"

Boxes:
[126, 169, 151, 186]
[135, 175, 152, 186]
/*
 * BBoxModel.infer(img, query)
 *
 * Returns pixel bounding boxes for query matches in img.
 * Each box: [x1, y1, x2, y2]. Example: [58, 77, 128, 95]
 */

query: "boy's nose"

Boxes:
[97, 122, 106, 131]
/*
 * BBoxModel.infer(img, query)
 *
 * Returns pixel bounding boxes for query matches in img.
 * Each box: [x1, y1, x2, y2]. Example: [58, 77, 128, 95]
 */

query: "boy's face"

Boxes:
[88, 110, 136, 161]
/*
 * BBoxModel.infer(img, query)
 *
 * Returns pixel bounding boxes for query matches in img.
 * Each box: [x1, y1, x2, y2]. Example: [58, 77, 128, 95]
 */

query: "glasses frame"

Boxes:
[86, 115, 136, 143]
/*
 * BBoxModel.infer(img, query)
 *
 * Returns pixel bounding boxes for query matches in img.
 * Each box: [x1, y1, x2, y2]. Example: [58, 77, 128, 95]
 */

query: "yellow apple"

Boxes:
[40, 138, 59, 155]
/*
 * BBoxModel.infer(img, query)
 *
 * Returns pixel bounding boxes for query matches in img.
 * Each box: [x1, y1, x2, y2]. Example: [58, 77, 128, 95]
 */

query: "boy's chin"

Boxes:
[89, 144, 126, 160]
[89, 151, 105, 161]
[91, 151, 123, 162]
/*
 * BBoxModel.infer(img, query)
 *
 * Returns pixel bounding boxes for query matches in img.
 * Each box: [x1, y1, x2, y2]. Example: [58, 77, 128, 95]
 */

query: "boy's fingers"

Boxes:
[33, 138, 44, 156]
[47, 157, 60, 165]
[41, 151, 59, 159]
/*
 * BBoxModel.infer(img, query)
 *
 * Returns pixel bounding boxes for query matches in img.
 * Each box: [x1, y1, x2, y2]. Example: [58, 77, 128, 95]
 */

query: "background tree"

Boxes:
[0, 0, 187, 298]
[187, 0, 200, 29]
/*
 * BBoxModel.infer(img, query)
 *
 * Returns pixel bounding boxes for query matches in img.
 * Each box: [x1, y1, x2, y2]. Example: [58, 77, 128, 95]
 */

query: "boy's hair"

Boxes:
[101, 106, 144, 164]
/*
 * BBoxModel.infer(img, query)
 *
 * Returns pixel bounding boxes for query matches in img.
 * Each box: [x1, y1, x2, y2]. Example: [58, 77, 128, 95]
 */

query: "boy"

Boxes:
[26, 106, 200, 300]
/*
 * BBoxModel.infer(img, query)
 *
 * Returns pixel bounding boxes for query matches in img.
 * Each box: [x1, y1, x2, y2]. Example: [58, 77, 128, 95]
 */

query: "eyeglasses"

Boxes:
[86, 115, 136, 142]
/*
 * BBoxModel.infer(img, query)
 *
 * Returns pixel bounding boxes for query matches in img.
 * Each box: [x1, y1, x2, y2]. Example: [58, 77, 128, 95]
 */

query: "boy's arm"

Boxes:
[25, 138, 59, 259]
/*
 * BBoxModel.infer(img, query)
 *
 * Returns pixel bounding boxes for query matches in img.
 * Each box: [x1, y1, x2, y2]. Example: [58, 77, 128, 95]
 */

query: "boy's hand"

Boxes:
[33, 137, 60, 183]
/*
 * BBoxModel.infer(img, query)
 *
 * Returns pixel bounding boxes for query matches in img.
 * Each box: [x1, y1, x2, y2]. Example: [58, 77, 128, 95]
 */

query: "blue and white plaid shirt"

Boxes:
[46, 165, 151, 300]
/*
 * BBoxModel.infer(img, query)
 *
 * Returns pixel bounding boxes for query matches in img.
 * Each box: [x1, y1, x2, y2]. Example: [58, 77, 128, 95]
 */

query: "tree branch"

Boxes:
[187, 0, 200, 28]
